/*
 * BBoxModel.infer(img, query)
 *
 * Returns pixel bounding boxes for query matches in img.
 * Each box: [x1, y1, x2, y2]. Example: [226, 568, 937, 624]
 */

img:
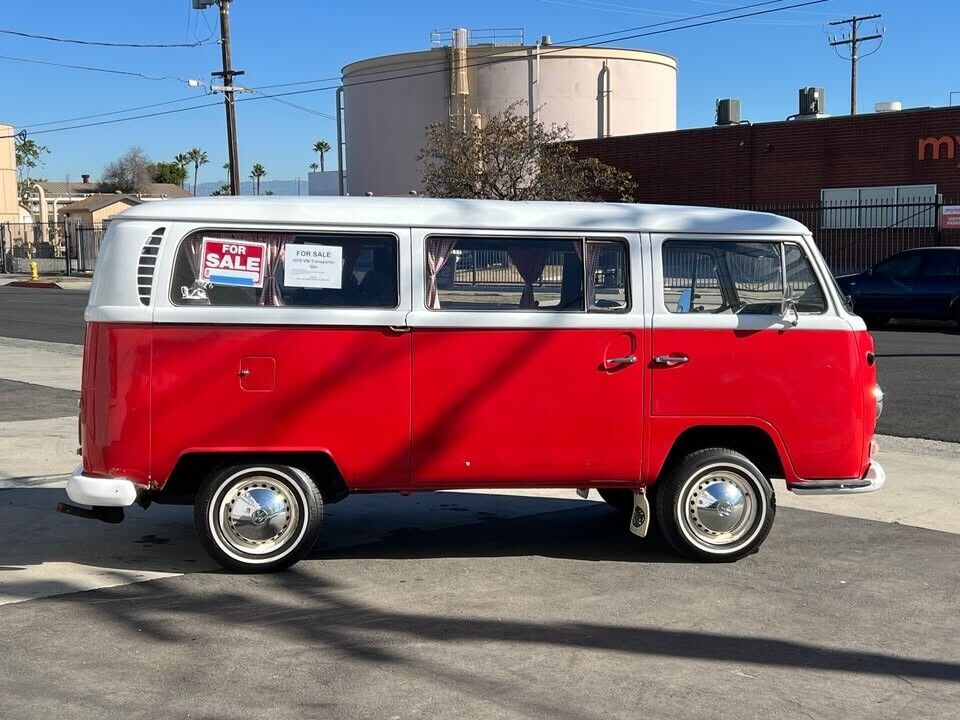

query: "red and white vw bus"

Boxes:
[61, 197, 884, 571]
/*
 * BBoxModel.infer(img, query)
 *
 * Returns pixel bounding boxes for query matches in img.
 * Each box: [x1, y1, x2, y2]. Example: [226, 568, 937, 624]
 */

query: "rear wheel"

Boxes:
[655, 448, 775, 562]
[194, 464, 323, 572]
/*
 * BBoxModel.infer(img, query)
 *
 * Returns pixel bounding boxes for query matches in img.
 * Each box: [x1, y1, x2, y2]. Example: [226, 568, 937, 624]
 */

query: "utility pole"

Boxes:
[829, 14, 883, 116]
[194, 0, 242, 195]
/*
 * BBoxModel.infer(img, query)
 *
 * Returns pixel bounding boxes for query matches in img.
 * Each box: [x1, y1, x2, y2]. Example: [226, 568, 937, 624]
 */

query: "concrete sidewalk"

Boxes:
[0, 274, 92, 290]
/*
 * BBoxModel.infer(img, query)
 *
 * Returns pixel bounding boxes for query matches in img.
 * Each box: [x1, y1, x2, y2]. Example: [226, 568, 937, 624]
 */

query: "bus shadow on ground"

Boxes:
[0, 488, 674, 582]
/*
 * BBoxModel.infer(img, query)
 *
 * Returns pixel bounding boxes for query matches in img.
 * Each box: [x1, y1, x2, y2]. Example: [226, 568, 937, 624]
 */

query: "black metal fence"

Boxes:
[742, 197, 958, 276]
[3, 199, 956, 279]
[0, 222, 105, 274]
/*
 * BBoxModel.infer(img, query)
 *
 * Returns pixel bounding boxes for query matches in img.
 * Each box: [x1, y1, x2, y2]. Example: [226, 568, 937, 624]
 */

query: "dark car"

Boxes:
[835, 247, 960, 328]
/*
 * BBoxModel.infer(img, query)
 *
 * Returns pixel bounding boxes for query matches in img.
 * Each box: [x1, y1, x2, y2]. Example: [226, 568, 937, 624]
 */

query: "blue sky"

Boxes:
[3, 0, 958, 187]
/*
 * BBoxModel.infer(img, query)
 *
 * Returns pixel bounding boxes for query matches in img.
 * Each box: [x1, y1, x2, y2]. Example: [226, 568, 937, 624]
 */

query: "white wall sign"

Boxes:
[283, 244, 343, 289]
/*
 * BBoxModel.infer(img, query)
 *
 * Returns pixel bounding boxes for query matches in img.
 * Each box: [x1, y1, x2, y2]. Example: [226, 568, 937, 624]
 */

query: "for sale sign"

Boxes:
[942, 206, 960, 230]
[200, 238, 267, 287]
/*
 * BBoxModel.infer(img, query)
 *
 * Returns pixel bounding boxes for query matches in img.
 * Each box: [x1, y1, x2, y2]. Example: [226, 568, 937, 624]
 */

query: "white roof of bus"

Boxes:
[118, 196, 808, 235]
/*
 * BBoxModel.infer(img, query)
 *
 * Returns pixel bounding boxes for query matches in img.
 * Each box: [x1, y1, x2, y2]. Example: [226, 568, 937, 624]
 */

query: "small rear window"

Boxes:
[171, 230, 398, 308]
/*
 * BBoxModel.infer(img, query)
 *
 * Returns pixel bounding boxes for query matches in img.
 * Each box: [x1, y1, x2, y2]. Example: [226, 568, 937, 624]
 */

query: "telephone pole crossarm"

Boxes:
[827, 13, 884, 117]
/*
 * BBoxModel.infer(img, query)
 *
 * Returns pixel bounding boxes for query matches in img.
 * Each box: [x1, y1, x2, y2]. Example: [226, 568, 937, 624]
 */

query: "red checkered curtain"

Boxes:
[510, 247, 550, 309]
[426, 237, 457, 310]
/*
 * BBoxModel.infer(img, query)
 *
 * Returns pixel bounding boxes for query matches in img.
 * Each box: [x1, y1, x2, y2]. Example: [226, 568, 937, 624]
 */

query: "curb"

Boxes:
[3, 280, 91, 290]
[6, 281, 63, 289]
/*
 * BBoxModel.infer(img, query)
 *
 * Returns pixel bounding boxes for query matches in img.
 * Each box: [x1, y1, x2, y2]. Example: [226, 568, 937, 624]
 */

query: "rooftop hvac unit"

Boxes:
[875, 101, 903, 113]
[799, 87, 826, 116]
[716, 98, 741, 126]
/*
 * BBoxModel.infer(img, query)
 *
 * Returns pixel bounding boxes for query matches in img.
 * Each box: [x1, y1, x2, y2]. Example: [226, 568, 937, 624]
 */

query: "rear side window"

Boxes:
[425, 236, 629, 312]
[663, 240, 826, 314]
[873, 252, 922, 279]
[171, 230, 398, 308]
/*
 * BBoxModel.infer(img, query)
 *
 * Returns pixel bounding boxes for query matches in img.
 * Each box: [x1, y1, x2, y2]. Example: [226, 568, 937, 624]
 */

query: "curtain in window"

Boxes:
[509, 247, 551, 309]
[426, 238, 457, 310]
[585, 242, 603, 307]
[260, 234, 289, 306]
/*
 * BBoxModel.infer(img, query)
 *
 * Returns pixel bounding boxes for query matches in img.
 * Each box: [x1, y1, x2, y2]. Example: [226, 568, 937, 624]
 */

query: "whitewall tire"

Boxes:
[194, 464, 323, 572]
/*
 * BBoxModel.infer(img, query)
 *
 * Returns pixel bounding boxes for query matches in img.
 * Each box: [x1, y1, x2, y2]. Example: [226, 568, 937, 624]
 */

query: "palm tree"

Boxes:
[174, 153, 190, 189]
[250, 163, 267, 196]
[222, 162, 230, 183]
[313, 140, 331, 172]
[187, 148, 208, 195]
[309, 162, 319, 172]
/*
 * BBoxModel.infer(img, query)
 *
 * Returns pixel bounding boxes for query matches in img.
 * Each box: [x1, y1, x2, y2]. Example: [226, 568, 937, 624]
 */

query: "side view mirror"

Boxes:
[780, 296, 799, 327]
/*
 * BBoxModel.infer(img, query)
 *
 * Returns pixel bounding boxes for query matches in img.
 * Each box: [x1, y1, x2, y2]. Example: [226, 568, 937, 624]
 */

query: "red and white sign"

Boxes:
[200, 238, 267, 287]
[942, 206, 960, 230]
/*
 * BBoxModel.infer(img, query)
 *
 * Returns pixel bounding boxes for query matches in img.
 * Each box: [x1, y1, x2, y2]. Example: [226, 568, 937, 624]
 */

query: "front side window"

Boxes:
[663, 240, 826, 315]
[784, 244, 827, 313]
[426, 236, 629, 312]
[920, 250, 960, 278]
[170, 230, 398, 308]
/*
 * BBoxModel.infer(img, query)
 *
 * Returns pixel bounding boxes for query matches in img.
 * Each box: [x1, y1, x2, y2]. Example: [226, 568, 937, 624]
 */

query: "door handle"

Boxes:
[653, 354, 689, 367]
[607, 355, 638, 366]
[388, 326, 411, 334]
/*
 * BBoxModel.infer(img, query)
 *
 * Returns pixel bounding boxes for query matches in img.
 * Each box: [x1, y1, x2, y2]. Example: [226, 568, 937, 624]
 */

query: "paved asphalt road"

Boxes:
[0, 286, 957, 441]
[0, 286, 87, 345]
[2, 490, 959, 720]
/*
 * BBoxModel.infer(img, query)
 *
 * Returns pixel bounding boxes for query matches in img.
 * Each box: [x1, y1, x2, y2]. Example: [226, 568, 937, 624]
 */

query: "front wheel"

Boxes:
[655, 448, 775, 562]
[195, 464, 323, 572]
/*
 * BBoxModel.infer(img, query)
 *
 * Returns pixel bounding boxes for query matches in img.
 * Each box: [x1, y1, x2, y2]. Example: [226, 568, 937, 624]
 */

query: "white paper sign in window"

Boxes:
[283, 244, 342, 289]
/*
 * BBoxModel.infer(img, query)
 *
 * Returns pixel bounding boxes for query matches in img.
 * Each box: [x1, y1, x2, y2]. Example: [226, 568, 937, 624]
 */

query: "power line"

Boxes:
[254, 76, 343, 91]
[0, 26, 216, 48]
[0, 53, 195, 83]
[336, 0, 799, 85]
[250, 89, 337, 120]
[2, 100, 224, 138]
[13, 96, 209, 130]
[2, 0, 830, 140]
[259, 0, 833, 96]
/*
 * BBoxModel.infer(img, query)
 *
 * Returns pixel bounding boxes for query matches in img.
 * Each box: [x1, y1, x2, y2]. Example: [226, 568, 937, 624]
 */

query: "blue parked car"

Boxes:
[835, 247, 960, 328]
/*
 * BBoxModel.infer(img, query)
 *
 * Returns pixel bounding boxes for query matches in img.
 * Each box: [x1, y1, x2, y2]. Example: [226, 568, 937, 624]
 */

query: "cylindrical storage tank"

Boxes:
[341, 43, 676, 196]
[0, 125, 20, 224]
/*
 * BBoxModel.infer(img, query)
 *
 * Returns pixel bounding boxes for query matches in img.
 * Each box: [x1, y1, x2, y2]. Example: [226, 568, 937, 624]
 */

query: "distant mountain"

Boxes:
[194, 179, 312, 197]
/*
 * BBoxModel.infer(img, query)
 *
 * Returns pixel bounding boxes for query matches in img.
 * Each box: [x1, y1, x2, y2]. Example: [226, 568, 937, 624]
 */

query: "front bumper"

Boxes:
[788, 460, 886, 496]
[66, 466, 139, 507]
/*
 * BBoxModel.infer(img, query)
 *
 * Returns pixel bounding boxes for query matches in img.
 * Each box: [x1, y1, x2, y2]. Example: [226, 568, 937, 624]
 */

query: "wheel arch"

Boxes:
[648, 422, 794, 485]
[155, 451, 349, 505]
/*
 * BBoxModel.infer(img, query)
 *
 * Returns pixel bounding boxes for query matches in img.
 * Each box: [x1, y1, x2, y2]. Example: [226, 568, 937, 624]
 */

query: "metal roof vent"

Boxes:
[137, 227, 165, 306]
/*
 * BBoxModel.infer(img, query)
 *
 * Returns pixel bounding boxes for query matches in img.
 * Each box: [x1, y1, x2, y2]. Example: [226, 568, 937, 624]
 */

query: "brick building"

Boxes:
[575, 105, 960, 206]
[575, 105, 960, 272]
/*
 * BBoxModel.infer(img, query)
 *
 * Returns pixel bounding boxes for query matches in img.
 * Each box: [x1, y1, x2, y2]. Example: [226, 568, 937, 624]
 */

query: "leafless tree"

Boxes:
[100, 146, 153, 193]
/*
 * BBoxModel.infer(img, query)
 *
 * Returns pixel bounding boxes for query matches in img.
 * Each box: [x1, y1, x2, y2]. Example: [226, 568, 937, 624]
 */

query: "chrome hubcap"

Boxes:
[679, 468, 759, 549]
[217, 477, 300, 555]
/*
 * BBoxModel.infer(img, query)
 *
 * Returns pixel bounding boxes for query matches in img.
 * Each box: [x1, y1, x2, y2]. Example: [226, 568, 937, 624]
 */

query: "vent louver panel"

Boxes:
[137, 227, 165, 306]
